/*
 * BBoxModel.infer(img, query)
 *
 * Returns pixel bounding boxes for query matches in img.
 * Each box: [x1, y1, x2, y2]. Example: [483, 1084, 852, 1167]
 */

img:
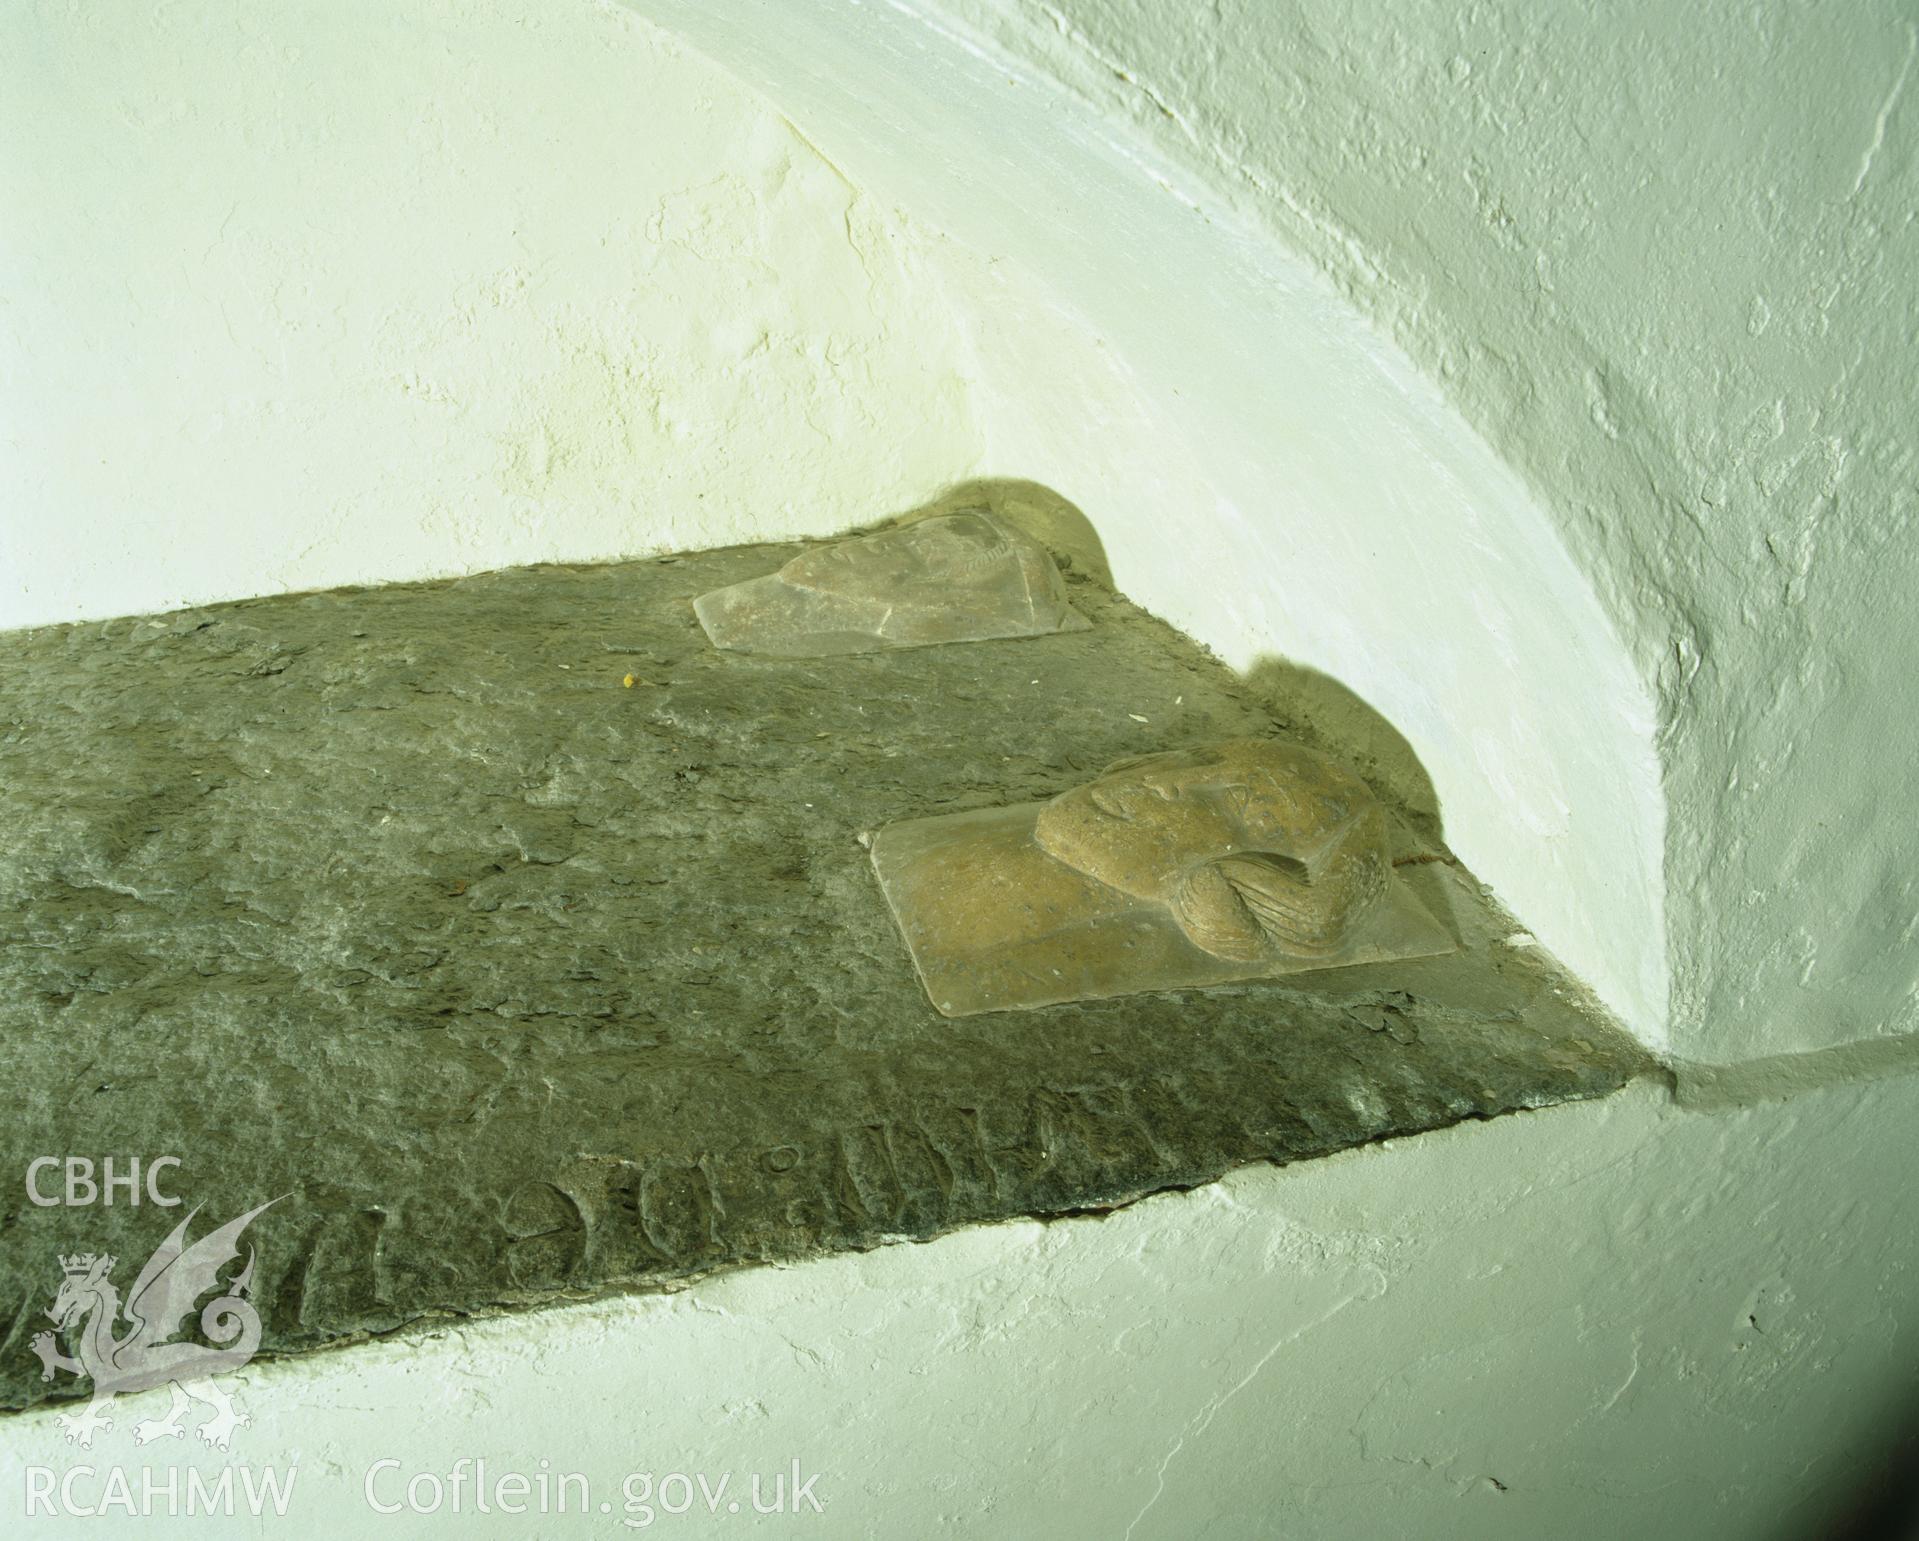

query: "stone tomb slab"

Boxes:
[0, 542, 1651, 1411]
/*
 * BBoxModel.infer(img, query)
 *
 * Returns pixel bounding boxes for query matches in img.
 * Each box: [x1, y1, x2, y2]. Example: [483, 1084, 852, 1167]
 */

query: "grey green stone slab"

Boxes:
[0, 540, 1652, 1413]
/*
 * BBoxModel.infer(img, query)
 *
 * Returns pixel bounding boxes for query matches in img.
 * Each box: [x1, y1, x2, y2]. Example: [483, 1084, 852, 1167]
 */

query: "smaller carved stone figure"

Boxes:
[870, 738, 1453, 1016]
[694, 509, 1089, 656]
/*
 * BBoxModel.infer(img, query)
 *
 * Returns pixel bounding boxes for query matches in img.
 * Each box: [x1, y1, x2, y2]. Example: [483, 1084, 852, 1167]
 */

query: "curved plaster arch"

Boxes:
[620, 0, 1669, 1045]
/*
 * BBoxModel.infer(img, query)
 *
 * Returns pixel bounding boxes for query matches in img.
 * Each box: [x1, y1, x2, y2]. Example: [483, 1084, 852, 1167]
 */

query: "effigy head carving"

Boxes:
[1035, 740, 1392, 963]
[868, 734, 1447, 1017]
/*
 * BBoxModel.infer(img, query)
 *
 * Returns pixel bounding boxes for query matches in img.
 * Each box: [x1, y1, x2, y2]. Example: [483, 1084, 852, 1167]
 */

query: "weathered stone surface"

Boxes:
[695, 509, 1088, 656]
[0, 541, 1650, 1412]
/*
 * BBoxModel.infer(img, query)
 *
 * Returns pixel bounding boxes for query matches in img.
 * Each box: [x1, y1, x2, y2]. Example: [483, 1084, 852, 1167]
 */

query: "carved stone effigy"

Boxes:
[870, 739, 1454, 1016]
[694, 509, 1088, 656]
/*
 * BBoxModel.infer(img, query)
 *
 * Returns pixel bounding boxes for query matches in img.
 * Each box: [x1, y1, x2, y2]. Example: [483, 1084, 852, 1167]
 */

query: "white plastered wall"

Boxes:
[923, 0, 1919, 1065]
[0, 0, 983, 623]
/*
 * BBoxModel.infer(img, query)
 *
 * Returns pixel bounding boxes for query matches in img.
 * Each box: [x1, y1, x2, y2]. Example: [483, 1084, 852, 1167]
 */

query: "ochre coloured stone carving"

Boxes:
[1036, 741, 1393, 962]
[694, 509, 1089, 656]
[871, 738, 1454, 1016]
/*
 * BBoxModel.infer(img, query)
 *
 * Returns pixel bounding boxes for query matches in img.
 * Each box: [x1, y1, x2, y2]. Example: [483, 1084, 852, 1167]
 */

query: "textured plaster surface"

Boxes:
[4, 1073, 1916, 1538]
[915, 0, 1919, 1061]
[0, 545, 1644, 1415]
[0, 0, 982, 628]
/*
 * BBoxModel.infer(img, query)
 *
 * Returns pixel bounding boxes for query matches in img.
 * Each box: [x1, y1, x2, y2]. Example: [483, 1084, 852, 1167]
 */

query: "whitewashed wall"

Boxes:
[0, 0, 981, 627]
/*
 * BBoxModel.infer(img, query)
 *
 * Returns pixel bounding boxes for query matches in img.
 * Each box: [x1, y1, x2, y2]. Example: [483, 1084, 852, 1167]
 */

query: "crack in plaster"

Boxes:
[1122, 1271, 1383, 1539]
[1850, 24, 1916, 198]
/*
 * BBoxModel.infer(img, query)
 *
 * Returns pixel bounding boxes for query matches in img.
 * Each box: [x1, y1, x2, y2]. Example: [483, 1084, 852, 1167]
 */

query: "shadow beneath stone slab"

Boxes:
[0, 537, 1649, 1414]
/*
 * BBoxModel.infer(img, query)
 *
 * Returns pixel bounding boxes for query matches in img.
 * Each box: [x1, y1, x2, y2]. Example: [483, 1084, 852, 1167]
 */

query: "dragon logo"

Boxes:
[30, 1199, 280, 1451]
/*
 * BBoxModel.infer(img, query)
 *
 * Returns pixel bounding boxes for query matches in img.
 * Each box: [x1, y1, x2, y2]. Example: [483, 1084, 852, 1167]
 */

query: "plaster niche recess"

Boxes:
[872, 739, 1453, 1016]
[694, 508, 1089, 656]
[0, 507, 1648, 1411]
